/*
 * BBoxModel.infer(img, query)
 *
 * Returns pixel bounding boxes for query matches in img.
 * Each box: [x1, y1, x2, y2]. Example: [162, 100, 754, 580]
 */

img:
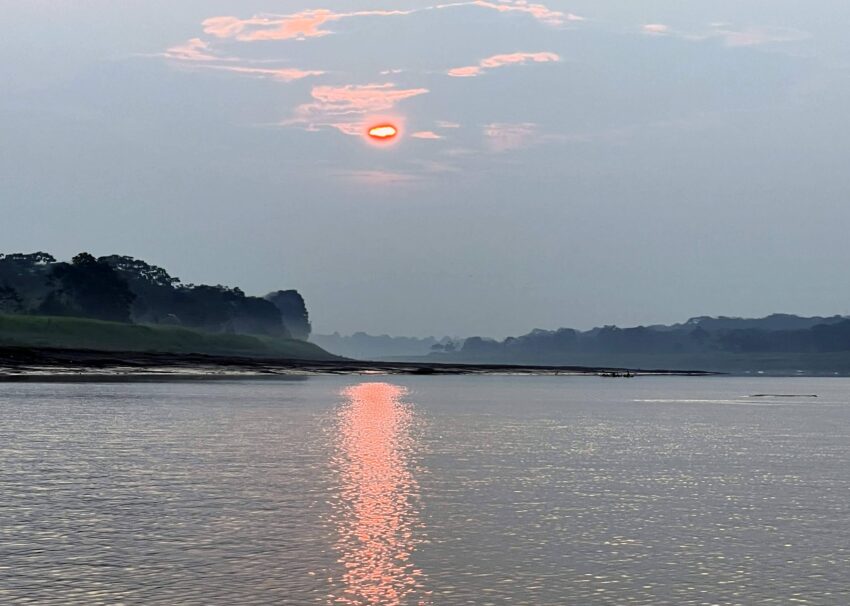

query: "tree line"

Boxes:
[0, 252, 311, 340]
[455, 313, 850, 362]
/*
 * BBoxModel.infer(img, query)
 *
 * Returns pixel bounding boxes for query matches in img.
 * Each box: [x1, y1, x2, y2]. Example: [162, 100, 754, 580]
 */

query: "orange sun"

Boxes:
[367, 124, 398, 141]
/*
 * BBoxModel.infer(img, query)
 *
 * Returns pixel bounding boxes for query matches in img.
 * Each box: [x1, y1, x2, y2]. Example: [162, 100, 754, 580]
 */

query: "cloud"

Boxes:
[466, 0, 581, 27]
[642, 24, 670, 36]
[337, 170, 422, 185]
[447, 66, 484, 78]
[709, 24, 810, 47]
[448, 51, 560, 77]
[643, 22, 810, 48]
[164, 38, 219, 62]
[287, 83, 429, 134]
[162, 38, 322, 82]
[203, 9, 412, 42]
[484, 122, 538, 152]
[411, 131, 442, 139]
[202, 1, 579, 44]
[204, 65, 324, 82]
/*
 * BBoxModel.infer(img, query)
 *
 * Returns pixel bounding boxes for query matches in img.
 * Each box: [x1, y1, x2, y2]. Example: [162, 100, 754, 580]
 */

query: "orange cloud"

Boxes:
[203, 9, 412, 42]
[447, 65, 483, 78]
[202, 1, 579, 44]
[448, 51, 559, 77]
[206, 65, 324, 82]
[411, 131, 442, 139]
[288, 83, 429, 135]
[309, 83, 428, 113]
[162, 37, 322, 82]
[468, 0, 581, 26]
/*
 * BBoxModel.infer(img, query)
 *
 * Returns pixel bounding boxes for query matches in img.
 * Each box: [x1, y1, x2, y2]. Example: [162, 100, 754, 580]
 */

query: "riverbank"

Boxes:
[0, 314, 336, 360]
[0, 346, 716, 381]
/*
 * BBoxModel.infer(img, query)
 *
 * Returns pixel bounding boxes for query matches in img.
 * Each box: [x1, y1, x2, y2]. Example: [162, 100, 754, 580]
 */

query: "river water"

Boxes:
[1, 376, 848, 605]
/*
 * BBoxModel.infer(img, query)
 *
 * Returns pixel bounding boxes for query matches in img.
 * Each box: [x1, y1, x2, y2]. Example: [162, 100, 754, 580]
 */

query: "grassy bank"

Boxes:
[0, 314, 338, 360]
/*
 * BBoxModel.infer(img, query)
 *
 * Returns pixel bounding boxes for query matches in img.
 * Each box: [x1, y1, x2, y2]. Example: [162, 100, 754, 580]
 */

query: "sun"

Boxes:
[367, 124, 399, 141]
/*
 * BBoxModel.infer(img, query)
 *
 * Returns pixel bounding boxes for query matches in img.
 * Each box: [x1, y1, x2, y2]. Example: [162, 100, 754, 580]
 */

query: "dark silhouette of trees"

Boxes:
[0, 250, 311, 339]
[99, 255, 181, 323]
[43, 253, 135, 322]
[0, 284, 23, 313]
[99, 255, 294, 337]
[0, 252, 56, 311]
[265, 290, 311, 340]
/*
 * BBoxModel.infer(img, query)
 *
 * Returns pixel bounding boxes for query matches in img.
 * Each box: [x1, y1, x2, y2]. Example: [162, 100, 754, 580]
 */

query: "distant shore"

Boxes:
[0, 346, 717, 382]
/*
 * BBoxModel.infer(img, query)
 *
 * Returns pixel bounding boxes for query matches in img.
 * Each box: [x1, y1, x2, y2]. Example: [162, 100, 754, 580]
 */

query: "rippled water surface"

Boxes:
[2, 376, 849, 605]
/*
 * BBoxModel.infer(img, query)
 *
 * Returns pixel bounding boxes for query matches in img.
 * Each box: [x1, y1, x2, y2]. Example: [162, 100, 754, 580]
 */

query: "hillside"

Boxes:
[0, 314, 337, 360]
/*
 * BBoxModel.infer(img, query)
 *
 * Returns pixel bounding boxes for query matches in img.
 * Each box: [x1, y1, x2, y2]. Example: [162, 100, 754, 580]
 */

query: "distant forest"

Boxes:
[311, 332, 457, 360]
[0, 252, 311, 340]
[436, 314, 850, 371]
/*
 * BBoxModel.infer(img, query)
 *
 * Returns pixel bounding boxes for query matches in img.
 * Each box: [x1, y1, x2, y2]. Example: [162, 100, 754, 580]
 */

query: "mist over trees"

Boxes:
[0, 252, 311, 340]
[265, 291, 311, 340]
[310, 332, 453, 360]
[439, 314, 850, 370]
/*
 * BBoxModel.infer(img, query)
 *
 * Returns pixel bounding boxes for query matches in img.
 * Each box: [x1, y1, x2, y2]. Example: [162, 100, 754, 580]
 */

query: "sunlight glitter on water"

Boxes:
[329, 382, 429, 605]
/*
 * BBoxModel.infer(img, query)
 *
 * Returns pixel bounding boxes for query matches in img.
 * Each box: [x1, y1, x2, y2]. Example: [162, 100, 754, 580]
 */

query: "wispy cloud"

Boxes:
[337, 169, 422, 185]
[448, 51, 560, 77]
[164, 38, 221, 62]
[287, 83, 429, 134]
[163, 1, 583, 146]
[202, 1, 579, 44]
[642, 24, 670, 36]
[204, 65, 324, 82]
[465, 0, 581, 27]
[484, 122, 538, 152]
[709, 24, 810, 47]
[641, 22, 810, 48]
[203, 9, 413, 42]
[411, 131, 442, 139]
[162, 37, 322, 82]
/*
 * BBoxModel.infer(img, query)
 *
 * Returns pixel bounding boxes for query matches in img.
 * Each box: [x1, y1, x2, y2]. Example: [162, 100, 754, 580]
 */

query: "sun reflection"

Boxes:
[329, 382, 428, 605]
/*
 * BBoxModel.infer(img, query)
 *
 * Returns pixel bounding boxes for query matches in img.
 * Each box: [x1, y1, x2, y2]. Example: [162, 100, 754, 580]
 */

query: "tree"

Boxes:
[265, 290, 312, 340]
[99, 255, 180, 288]
[0, 284, 23, 313]
[46, 252, 135, 322]
[99, 255, 181, 322]
[0, 252, 57, 311]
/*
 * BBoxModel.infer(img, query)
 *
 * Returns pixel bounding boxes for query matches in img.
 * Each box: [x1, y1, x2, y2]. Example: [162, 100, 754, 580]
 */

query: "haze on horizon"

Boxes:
[2, 1, 849, 339]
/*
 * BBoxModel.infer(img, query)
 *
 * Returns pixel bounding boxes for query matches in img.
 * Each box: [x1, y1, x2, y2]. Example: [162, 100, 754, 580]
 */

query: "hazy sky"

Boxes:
[2, 1, 850, 337]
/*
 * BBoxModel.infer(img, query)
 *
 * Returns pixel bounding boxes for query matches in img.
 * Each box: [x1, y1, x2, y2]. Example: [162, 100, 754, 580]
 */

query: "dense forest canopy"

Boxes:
[448, 313, 850, 366]
[0, 252, 311, 340]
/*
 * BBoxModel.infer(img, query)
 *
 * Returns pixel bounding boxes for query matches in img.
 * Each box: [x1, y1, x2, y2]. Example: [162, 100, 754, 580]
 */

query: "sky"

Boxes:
[2, 1, 850, 338]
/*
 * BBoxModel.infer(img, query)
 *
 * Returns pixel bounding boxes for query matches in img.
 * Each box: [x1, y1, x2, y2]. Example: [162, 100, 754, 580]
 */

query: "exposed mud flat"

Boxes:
[0, 346, 716, 381]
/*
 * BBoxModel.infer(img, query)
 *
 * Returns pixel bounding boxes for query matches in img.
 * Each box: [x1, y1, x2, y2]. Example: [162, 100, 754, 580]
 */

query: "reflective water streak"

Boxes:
[329, 382, 428, 605]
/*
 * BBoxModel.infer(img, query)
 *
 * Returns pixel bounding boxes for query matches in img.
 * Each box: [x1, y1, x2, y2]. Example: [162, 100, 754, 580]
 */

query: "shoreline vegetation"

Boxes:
[0, 314, 333, 360]
[0, 345, 716, 381]
[0, 311, 714, 381]
[4, 252, 850, 377]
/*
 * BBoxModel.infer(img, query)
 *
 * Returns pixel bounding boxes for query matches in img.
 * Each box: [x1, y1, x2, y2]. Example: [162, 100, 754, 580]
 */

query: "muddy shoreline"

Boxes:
[0, 346, 718, 381]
